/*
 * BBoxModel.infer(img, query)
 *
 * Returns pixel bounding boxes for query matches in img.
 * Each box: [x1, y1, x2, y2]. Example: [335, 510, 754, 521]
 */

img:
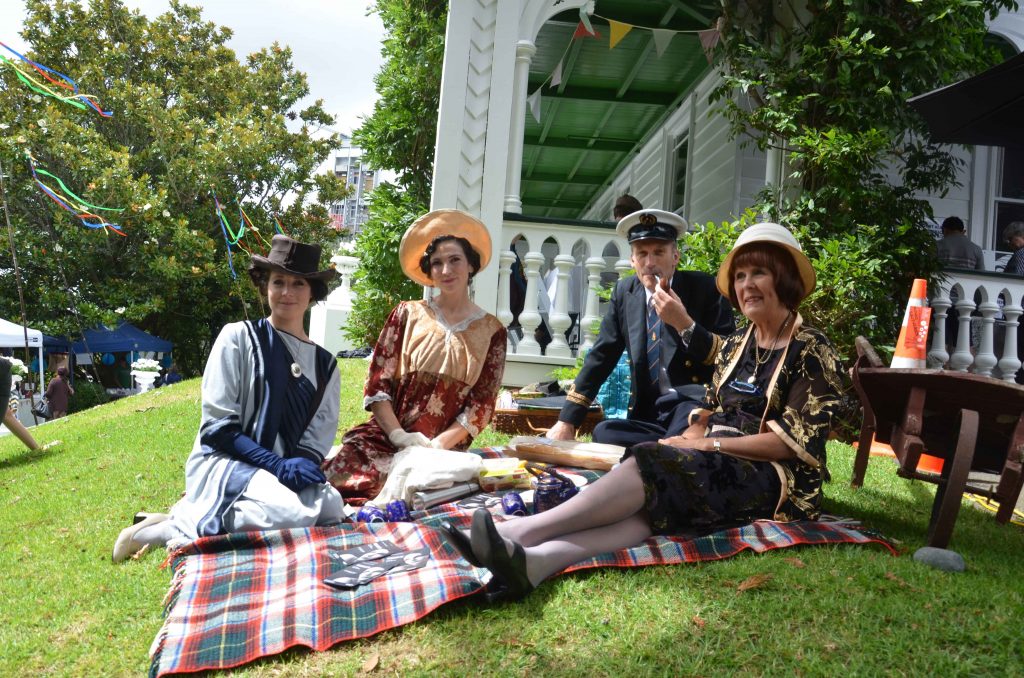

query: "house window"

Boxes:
[669, 134, 688, 213]
[993, 146, 1024, 250]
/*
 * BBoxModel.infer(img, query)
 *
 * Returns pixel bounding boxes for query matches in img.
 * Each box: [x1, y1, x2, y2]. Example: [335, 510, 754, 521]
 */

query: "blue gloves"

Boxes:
[230, 433, 326, 493]
[276, 457, 327, 493]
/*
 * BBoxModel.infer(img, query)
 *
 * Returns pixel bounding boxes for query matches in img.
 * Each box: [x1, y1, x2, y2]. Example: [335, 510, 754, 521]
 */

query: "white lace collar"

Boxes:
[428, 298, 485, 333]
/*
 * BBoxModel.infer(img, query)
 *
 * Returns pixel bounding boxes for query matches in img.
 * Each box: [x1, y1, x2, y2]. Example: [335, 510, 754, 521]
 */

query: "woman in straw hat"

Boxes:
[113, 235, 345, 562]
[323, 209, 507, 504]
[443, 223, 845, 600]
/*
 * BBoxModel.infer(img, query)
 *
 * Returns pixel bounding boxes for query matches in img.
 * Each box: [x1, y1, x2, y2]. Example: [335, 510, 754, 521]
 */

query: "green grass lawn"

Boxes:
[1, 359, 1022, 676]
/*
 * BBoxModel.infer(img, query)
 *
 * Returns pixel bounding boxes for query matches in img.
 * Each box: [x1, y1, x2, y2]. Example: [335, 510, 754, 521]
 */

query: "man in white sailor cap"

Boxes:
[547, 209, 734, 447]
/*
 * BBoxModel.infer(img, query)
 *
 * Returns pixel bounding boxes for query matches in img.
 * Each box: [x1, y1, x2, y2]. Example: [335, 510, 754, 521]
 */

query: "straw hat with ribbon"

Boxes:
[715, 223, 816, 302]
[399, 209, 492, 287]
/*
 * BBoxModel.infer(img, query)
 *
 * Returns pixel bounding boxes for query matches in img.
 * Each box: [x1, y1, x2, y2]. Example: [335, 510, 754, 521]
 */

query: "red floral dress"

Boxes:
[323, 300, 507, 503]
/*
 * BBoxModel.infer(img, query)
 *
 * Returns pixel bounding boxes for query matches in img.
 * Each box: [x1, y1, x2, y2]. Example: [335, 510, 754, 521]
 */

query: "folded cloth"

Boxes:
[371, 446, 483, 506]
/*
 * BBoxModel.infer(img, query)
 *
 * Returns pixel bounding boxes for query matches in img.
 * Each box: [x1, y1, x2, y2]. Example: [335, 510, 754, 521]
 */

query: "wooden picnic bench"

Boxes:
[851, 337, 1024, 549]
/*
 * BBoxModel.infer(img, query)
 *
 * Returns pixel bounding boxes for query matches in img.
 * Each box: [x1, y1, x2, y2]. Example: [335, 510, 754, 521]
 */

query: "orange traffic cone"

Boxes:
[891, 278, 931, 368]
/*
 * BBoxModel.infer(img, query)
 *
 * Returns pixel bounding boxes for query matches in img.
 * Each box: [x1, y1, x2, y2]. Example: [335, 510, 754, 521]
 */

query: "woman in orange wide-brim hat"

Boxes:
[322, 209, 508, 505]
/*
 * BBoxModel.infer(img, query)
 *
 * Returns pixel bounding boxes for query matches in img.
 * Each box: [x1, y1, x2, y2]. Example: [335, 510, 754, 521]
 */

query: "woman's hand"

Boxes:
[658, 435, 716, 452]
[657, 435, 685, 447]
[430, 425, 469, 450]
[388, 428, 431, 449]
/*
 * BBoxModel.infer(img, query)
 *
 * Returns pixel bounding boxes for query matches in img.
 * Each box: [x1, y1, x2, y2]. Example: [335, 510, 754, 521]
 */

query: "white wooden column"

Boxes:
[517, 251, 545, 355]
[973, 300, 1000, 376]
[496, 250, 516, 351]
[504, 40, 535, 213]
[546, 254, 574, 357]
[999, 303, 1023, 382]
[949, 296, 976, 372]
[580, 256, 605, 352]
[927, 291, 951, 368]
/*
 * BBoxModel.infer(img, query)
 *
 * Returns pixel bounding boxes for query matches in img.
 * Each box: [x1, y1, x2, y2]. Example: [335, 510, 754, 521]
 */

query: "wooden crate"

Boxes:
[491, 405, 604, 436]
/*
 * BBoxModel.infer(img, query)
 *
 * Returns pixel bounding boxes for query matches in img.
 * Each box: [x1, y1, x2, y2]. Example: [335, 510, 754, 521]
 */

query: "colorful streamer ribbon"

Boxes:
[0, 41, 113, 117]
[27, 154, 125, 236]
[213, 193, 284, 278]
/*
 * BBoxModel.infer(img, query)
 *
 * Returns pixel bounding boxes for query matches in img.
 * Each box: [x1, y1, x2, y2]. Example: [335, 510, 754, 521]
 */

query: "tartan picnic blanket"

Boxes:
[149, 499, 895, 677]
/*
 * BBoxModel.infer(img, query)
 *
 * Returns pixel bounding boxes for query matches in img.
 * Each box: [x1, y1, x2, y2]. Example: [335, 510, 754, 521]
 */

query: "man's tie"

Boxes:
[646, 300, 661, 387]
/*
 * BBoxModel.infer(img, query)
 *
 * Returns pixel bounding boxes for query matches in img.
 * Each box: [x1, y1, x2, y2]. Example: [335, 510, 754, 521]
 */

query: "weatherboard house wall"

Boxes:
[427, 1, 1024, 384]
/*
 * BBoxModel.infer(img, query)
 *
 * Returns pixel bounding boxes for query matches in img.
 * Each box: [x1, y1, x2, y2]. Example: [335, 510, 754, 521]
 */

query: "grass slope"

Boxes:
[1, 359, 1022, 676]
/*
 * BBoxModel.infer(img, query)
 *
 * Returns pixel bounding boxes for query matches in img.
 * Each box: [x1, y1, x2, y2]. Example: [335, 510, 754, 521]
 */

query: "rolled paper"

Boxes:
[411, 482, 480, 510]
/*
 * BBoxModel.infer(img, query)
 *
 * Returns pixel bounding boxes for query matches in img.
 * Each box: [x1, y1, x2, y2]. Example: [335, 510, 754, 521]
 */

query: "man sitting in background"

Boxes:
[936, 216, 984, 270]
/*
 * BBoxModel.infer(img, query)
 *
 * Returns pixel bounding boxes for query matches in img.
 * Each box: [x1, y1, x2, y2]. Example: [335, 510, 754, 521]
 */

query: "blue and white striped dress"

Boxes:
[166, 319, 343, 543]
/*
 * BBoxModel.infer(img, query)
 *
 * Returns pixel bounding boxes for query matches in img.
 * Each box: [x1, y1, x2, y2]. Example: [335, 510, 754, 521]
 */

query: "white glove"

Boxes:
[429, 437, 446, 449]
[388, 428, 431, 450]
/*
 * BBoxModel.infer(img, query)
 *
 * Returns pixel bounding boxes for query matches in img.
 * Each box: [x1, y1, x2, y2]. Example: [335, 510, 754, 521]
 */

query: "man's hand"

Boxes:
[651, 278, 693, 333]
[545, 420, 577, 441]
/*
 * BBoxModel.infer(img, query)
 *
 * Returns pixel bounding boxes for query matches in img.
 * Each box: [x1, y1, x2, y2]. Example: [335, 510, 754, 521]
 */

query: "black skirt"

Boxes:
[623, 442, 782, 536]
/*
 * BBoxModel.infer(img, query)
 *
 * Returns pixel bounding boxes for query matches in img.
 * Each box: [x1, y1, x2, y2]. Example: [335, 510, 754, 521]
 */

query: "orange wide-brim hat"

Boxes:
[398, 209, 492, 286]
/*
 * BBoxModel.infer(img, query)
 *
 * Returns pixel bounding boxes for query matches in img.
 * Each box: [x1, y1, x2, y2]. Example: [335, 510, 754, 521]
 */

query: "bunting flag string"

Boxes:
[0, 41, 113, 117]
[526, 9, 722, 123]
[588, 12, 723, 61]
[27, 153, 125, 236]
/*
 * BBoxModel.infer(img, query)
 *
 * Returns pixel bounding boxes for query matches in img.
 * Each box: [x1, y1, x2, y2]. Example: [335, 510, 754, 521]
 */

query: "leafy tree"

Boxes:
[344, 0, 446, 347]
[0, 0, 346, 373]
[711, 0, 1014, 355]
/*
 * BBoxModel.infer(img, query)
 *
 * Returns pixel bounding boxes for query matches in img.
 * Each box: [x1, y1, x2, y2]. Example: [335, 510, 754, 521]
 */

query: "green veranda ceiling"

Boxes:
[520, 0, 717, 220]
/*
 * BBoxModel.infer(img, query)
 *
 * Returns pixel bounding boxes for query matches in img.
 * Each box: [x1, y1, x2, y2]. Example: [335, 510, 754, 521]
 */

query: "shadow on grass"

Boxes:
[827, 480, 1024, 561]
[0, 443, 62, 470]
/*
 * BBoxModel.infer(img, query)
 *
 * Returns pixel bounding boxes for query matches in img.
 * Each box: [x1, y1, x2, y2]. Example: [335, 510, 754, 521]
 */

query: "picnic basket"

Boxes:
[490, 404, 604, 435]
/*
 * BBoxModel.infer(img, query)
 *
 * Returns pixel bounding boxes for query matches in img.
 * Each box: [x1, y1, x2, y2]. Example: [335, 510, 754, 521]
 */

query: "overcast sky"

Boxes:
[0, 0, 386, 136]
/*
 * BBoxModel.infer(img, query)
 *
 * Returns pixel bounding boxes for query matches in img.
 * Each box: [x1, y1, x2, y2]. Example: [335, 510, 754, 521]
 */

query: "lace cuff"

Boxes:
[363, 391, 392, 410]
[456, 412, 477, 438]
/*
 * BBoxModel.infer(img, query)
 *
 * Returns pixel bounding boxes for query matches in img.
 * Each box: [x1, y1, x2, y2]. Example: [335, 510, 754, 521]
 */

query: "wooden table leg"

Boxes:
[995, 416, 1024, 523]
[927, 408, 978, 549]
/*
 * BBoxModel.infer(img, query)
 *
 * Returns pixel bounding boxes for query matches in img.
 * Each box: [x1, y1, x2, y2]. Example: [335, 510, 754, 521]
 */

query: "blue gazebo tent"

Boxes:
[71, 322, 173, 367]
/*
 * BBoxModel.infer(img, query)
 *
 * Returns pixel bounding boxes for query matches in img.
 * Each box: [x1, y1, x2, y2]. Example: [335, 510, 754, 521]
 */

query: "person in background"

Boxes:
[0, 357, 41, 451]
[114, 358, 132, 389]
[613, 193, 643, 220]
[45, 366, 74, 419]
[163, 364, 183, 385]
[1002, 221, 1024, 276]
[936, 216, 984, 270]
[322, 209, 507, 505]
[112, 235, 344, 563]
[545, 209, 735, 447]
[935, 216, 985, 354]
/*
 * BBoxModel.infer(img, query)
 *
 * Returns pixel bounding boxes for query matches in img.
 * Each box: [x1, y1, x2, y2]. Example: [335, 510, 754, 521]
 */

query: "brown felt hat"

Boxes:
[399, 209, 492, 287]
[248, 235, 338, 282]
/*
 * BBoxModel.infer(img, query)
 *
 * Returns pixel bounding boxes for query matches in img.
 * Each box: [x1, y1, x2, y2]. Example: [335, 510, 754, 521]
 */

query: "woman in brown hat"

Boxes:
[444, 224, 846, 600]
[113, 235, 345, 562]
[323, 209, 507, 504]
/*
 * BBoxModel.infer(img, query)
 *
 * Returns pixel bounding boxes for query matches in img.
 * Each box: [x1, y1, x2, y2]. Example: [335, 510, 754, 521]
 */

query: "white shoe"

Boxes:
[133, 511, 169, 525]
[112, 512, 169, 563]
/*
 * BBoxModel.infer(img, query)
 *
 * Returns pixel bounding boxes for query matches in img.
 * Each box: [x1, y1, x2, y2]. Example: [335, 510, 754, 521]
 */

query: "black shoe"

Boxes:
[471, 508, 535, 601]
[439, 520, 482, 567]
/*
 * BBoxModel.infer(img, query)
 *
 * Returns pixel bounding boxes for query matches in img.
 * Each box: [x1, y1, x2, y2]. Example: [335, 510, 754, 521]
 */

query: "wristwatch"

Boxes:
[680, 322, 696, 347]
[713, 439, 722, 453]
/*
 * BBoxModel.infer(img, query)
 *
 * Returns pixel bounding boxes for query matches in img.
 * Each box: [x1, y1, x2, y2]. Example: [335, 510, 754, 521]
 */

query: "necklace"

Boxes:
[747, 311, 792, 384]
